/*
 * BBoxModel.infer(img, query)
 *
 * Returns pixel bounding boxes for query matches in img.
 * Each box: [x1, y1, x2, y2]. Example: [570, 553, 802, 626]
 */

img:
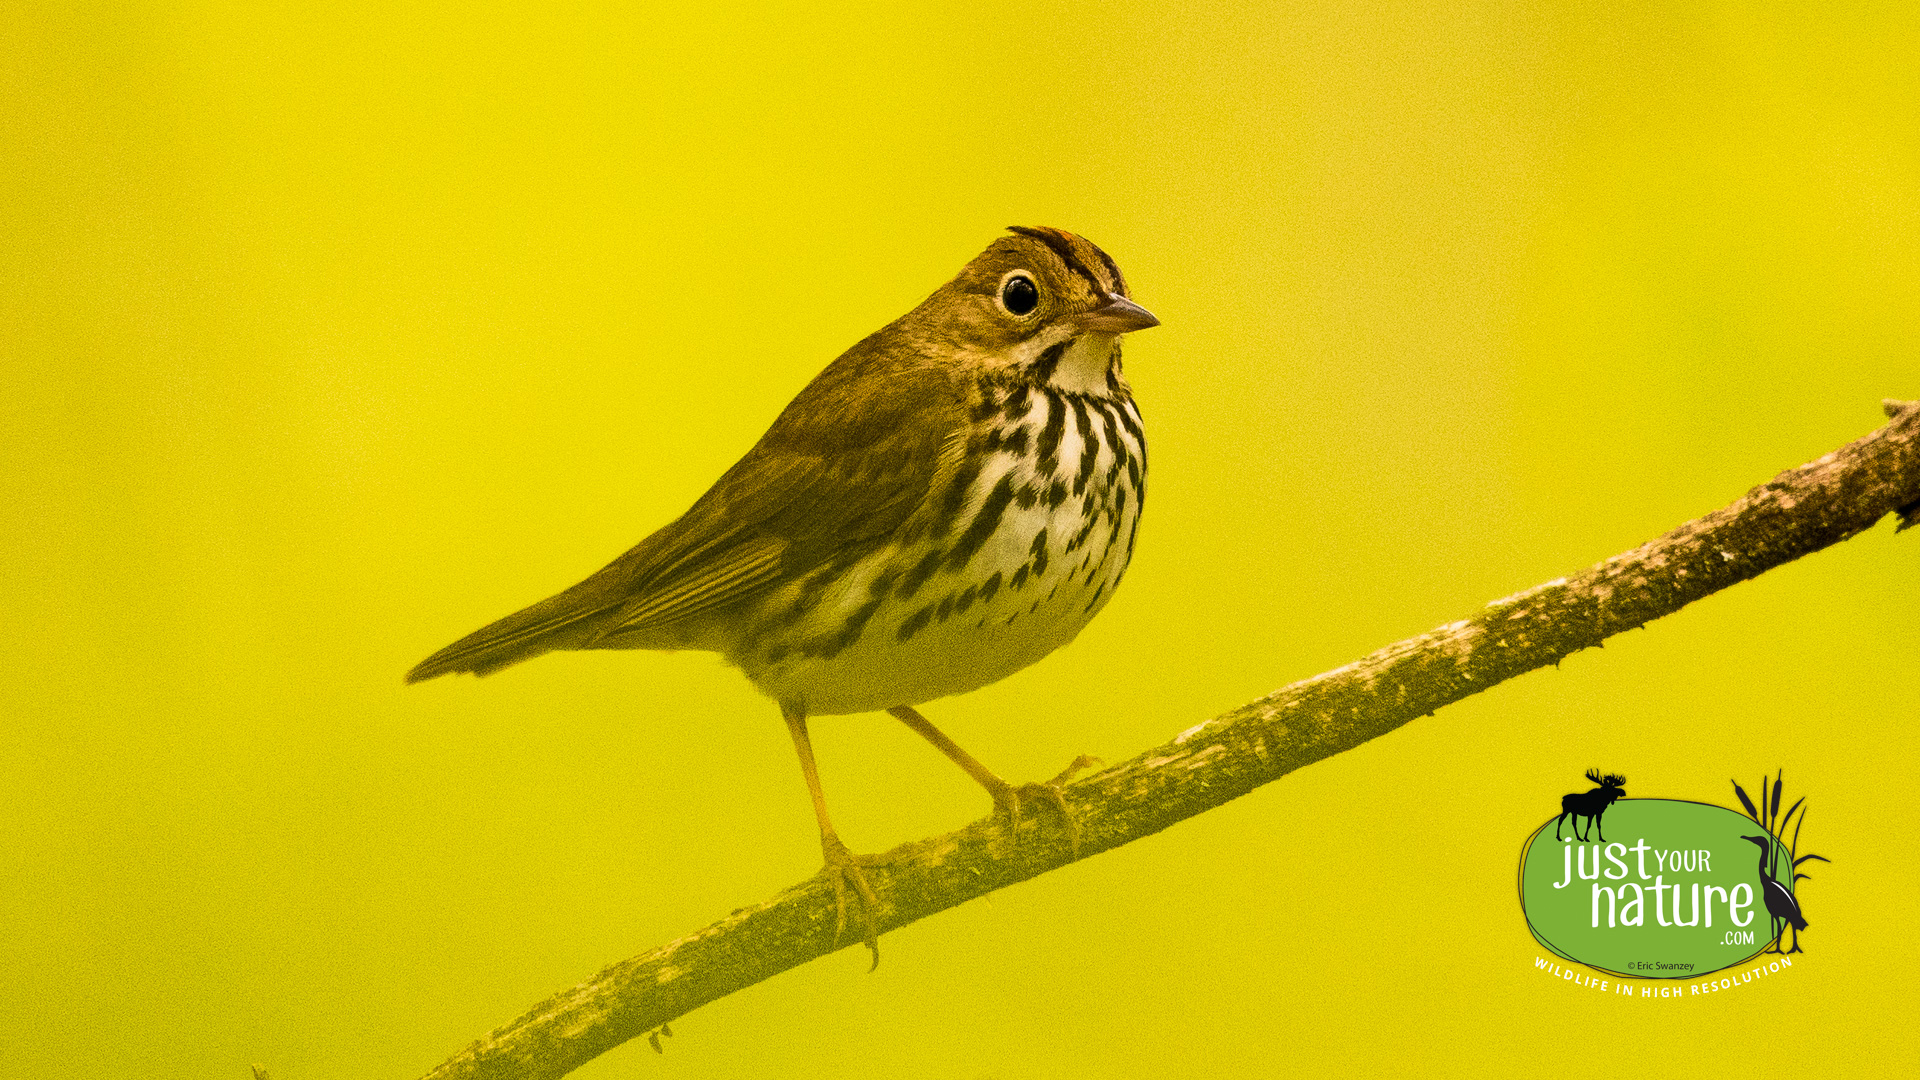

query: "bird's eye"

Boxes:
[1000, 274, 1039, 316]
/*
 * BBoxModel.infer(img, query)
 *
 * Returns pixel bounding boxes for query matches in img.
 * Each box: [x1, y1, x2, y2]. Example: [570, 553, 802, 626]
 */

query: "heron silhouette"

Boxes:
[1741, 834, 1808, 954]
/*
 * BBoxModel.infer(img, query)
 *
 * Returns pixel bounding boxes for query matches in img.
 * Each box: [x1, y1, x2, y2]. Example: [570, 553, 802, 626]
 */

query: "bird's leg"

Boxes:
[782, 706, 881, 968]
[887, 705, 1100, 854]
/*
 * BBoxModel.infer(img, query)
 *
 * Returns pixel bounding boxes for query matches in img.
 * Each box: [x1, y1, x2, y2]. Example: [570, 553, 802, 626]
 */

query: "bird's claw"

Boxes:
[994, 754, 1102, 855]
[819, 834, 884, 969]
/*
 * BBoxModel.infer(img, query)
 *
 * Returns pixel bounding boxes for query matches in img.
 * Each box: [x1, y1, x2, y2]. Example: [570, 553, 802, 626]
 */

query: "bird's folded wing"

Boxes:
[588, 363, 966, 640]
[405, 340, 970, 681]
[606, 536, 786, 631]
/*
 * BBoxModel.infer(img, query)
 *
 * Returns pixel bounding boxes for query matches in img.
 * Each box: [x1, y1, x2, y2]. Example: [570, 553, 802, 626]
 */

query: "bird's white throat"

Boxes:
[1050, 332, 1120, 395]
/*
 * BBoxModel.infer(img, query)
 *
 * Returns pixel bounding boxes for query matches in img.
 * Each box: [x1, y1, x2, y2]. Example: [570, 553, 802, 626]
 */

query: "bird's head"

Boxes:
[1740, 835, 1772, 851]
[912, 226, 1159, 394]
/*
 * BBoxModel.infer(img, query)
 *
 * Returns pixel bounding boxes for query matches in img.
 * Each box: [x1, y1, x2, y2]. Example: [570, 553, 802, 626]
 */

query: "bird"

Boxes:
[1739, 834, 1808, 953]
[407, 227, 1160, 956]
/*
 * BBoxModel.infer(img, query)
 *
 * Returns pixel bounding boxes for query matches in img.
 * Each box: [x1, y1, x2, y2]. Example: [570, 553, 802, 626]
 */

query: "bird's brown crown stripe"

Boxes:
[1089, 244, 1127, 297]
[1007, 226, 1113, 296]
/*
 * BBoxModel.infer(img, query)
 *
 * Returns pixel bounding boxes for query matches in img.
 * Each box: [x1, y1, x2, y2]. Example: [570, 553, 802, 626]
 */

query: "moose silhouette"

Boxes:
[1554, 769, 1627, 842]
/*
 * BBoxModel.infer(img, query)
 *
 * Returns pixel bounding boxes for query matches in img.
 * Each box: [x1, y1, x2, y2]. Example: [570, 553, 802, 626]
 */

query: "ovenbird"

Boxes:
[408, 227, 1158, 952]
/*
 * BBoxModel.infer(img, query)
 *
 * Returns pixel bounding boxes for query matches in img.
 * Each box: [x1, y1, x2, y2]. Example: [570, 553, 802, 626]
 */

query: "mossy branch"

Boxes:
[415, 399, 1920, 1080]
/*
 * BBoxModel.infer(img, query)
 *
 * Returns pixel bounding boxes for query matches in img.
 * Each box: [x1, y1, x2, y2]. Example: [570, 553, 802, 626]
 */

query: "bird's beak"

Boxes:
[1075, 295, 1161, 334]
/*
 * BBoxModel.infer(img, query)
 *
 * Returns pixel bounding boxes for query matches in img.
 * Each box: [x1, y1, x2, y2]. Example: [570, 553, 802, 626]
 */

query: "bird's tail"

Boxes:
[405, 588, 625, 683]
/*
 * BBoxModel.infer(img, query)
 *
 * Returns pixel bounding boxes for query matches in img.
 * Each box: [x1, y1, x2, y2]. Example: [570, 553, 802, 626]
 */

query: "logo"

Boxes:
[1519, 771, 1828, 979]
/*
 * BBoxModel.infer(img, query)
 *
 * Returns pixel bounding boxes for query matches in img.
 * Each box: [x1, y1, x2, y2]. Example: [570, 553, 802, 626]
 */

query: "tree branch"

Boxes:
[419, 399, 1920, 1080]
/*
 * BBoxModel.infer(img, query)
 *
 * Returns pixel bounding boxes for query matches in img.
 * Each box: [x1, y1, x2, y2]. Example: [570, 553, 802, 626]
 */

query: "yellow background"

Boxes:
[5, 2, 1916, 1077]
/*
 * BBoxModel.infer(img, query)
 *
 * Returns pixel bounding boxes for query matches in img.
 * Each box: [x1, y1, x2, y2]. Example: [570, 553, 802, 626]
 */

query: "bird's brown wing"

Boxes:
[405, 347, 965, 682]
[594, 349, 966, 637]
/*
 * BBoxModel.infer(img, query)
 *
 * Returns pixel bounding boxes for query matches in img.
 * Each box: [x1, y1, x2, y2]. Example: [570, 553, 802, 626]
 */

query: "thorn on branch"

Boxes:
[648, 1023, 674, 1054]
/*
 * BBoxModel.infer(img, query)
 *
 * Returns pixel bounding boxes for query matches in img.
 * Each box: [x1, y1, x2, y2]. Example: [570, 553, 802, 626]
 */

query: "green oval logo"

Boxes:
[1519, 800, 1794, 978]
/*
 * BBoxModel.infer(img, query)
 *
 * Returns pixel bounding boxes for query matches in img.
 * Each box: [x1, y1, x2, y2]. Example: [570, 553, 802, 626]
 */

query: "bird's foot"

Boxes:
[819, 833, 887, 969]
[992, 754, 1102, 855]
